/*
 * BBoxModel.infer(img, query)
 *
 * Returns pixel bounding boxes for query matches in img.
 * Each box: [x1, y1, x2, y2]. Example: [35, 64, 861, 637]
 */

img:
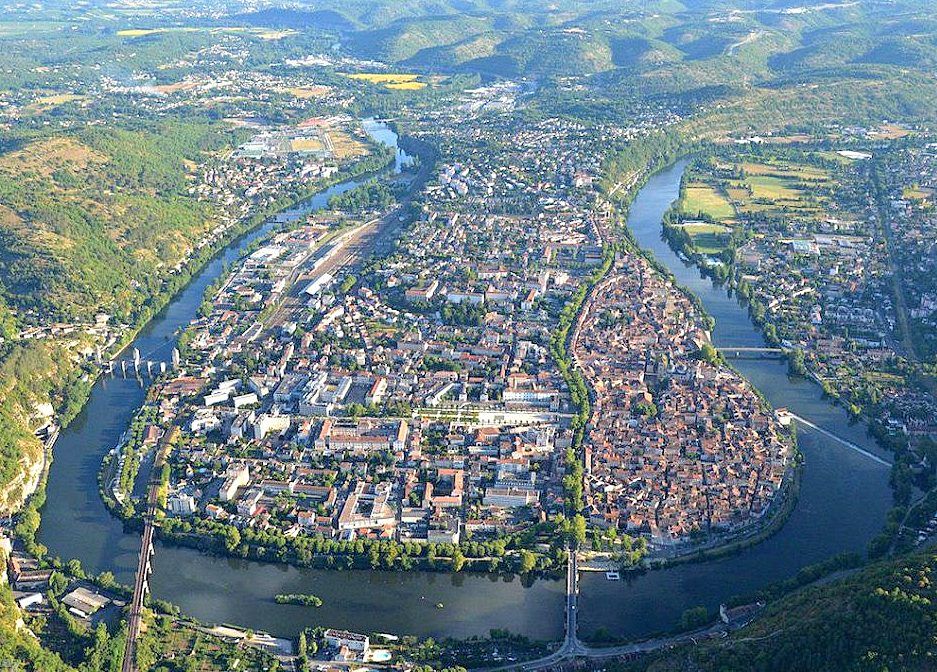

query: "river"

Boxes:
[37, 151, 890, 642]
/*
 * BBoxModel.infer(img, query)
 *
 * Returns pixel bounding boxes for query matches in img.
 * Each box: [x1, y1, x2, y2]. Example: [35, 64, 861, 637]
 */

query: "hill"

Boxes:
[614, 549, 937, 672]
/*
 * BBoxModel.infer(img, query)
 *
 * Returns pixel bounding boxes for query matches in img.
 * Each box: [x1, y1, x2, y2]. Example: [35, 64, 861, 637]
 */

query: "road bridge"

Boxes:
[486, 545, 735, 671]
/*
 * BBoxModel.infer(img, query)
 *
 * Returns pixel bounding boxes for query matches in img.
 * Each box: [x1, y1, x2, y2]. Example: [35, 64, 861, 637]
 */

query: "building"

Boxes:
[324, 629, 370, 654]
[168, 493, 197, 516]
[219, 464, 250, 502]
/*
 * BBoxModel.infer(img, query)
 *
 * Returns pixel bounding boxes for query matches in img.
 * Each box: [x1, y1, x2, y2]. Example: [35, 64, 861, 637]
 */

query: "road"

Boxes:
[871, 163, 937, 399]
[493, 549, 582, 671]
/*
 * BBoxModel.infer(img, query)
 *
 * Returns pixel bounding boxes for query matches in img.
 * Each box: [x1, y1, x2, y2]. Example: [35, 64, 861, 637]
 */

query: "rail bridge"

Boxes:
[121, 428, 176, 672]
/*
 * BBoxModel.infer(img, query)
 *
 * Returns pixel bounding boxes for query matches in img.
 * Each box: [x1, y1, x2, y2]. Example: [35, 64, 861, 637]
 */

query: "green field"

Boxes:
[680, 221, 733, 254]
[681, 183, 735, 220]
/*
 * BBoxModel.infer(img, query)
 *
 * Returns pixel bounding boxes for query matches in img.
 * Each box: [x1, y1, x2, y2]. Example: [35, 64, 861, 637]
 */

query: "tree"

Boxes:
[518, 550, 537, 574]
[788, 348, 807, 376]
[571, 515, 587, 547]
[451, 548, 466, 572]
[698, 342, 719, 364]
[223, 526, 241, 553]
[49, 570, 68, 596]
[66, 558, 85, 579]
[678, 605, 710, 631]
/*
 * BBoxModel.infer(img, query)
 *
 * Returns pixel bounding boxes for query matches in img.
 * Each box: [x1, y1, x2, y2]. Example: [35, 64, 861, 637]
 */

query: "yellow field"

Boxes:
[385, 81, 427, 90]
[284, 86, 331, 99]
[26, 93, 85, 114]
[346, 73, 428, 90]
[348, 73, 420, 83]
[903, 186, 932, 201]
[869, 124, 911, 140]
[330, 130, 368, 159]
[290, 137, 327, 153]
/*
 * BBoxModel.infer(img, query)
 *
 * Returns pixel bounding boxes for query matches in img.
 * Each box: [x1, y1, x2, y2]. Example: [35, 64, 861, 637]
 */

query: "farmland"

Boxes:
[346, 72, 428, 90]
[679, 182, 735, 221]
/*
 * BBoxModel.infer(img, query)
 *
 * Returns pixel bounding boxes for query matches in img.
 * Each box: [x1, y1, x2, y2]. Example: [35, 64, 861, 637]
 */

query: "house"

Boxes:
[324, 629, 370, 655]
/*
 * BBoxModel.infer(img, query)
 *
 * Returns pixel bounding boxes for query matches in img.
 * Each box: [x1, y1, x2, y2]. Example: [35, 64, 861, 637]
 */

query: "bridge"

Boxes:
[779, 411, 892, 467]
[718, 346, 786, 360]
[121, 428, 176, 672]
[488, 547, 742, 671]
[105, 345, 178, 379]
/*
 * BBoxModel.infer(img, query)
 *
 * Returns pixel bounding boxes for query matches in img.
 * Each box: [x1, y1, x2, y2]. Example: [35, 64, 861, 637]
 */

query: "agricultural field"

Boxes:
[724, 159, 833, 216]
[25, 94, 86, 115]
[677, 221, 734, 255]
[290, 135, 329, 153]
[903, 185, 932, 202]
[346, 72, 428, 90]
[329, 129, 368, 159]
[284, 85, 332, 99]
[680, 182, 735, 221]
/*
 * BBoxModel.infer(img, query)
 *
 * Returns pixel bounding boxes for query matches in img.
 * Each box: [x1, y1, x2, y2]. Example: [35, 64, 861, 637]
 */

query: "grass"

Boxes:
[903, 186, 932, 201]
[681, 183, 735, 220]
[741, 161, 827, 181]
[0, 137, 107, 177]
[680, 222, 733, 254]
[747, 174, 803, 201]
[730, 161, 831, 207]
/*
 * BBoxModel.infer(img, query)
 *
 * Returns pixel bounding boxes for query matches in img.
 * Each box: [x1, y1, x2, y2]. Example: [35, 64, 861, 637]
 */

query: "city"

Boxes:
[0, 1, 934, 671]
